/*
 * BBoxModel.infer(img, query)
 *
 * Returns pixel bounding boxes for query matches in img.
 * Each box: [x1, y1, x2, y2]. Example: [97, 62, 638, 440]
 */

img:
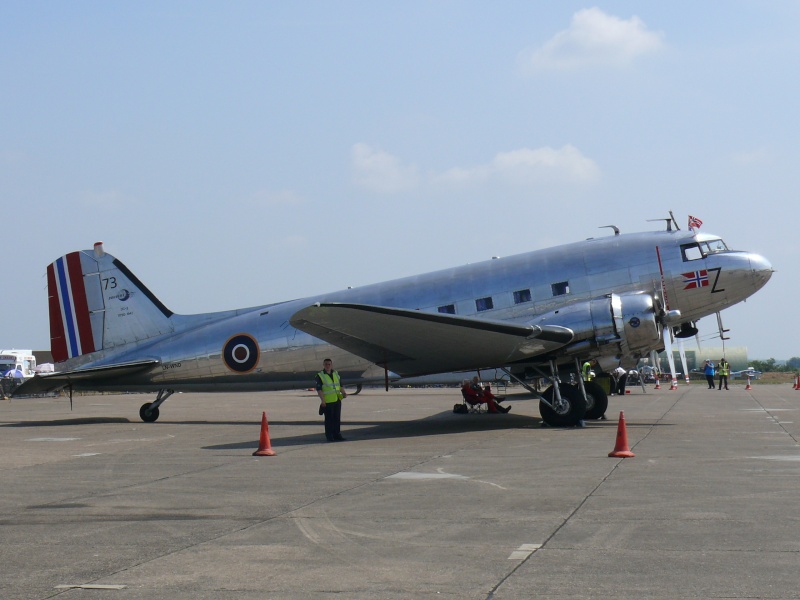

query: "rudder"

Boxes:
[47, 242, 174, 363]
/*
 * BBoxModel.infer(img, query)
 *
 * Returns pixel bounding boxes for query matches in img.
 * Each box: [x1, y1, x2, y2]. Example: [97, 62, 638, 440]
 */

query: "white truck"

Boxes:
[0, 350, 37, 379]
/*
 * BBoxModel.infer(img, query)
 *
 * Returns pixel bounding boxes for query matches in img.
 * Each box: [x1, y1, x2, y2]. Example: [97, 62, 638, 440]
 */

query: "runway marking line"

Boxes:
[55, 584, 127, 590]
[508, 543, 541, 560]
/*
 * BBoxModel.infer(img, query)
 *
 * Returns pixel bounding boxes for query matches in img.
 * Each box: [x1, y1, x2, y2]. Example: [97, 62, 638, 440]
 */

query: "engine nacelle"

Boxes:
[529, 292, 661, 360]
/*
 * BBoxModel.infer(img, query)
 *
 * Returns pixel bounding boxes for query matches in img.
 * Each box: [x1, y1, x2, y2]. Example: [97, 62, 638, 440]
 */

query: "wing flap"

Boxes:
[11, 359, 159, 397]
[290, 303, 573, 376]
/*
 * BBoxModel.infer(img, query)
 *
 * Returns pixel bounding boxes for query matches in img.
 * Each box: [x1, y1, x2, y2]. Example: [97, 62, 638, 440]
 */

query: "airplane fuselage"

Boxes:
[58, 228, 771, 393]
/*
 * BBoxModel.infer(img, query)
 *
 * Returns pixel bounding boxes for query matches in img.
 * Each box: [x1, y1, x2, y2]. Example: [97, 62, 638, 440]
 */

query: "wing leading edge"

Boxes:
[290, 303, 574, 377]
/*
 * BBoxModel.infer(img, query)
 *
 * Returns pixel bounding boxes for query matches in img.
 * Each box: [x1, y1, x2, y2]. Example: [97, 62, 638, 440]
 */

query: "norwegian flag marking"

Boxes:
[682, 270, 709, 289]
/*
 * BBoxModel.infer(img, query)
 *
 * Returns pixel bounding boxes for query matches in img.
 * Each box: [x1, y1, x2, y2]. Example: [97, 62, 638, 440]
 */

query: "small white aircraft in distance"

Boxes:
[731, 367, 762, 380]
[15, 213, 772, 427]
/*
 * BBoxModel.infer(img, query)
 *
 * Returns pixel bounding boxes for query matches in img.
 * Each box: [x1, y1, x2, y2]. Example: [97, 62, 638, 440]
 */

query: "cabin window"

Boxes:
[681, 243, 703, 261]
[551, 281, 569, 296]
[438, 304, 456, 314]
[476, 297, 494, 312]
[513, 289, 532, 304]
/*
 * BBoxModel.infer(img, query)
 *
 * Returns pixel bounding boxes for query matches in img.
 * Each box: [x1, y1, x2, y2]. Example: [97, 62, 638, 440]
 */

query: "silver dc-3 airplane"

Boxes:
[15, 214, 772, 427]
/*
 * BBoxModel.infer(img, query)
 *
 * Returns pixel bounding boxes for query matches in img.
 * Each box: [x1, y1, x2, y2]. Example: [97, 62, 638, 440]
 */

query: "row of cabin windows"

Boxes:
[436, 281, 569, 315]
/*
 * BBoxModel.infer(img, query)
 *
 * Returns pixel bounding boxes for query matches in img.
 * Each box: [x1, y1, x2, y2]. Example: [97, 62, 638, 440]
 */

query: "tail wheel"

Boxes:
[139, 402, 160, 423]
[582, 381, 609, 420]
[539, 384, 586, 427]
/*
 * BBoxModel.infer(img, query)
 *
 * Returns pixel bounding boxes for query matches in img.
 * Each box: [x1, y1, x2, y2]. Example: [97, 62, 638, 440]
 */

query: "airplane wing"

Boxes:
[11, 359, 160, 396]
[290, 303, 573, 376]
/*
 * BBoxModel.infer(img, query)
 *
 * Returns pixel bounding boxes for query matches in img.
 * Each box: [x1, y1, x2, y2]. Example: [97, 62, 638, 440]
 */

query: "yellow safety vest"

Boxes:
[719, 362, 730, 376]
[318, 370, 343, 404]
[582, 362, 594, 382]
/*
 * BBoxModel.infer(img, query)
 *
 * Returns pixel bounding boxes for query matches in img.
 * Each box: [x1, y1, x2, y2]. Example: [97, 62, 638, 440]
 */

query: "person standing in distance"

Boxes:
[703, 359, 716, 389]
[317, 358, 347, 442]
[717, 357, 730, 390]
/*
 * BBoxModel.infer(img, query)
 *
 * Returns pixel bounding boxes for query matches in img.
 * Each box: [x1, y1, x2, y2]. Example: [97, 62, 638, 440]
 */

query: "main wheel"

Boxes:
[139, 402, 160, 423]
[539, 384, 586, 427]
[583, 381, 609, 420]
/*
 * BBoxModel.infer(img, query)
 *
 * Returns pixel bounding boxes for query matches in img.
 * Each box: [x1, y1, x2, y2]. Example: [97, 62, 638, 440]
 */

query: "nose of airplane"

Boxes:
[749, 253, 773, 289]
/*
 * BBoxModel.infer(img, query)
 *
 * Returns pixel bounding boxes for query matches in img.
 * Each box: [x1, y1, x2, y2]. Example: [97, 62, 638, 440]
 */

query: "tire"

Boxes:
[539, 384, 586, 427]
[139, 402, 160, 423]
[582, 381, 608, 420]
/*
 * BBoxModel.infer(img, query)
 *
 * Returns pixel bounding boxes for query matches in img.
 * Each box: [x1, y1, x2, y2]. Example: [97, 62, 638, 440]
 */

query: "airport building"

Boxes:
[647, 346, 749, 373]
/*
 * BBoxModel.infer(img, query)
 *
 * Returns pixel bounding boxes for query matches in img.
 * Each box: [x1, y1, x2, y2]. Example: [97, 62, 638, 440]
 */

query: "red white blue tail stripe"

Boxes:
[47, 252, 96, 362]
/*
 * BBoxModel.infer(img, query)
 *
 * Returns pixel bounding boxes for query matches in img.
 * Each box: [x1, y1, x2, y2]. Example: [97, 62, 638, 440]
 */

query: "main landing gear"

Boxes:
[539, 378, 608, 426]
[503, 360, 608, 427]
[539, 382, 586, 427]
[139, 389, 174, 422]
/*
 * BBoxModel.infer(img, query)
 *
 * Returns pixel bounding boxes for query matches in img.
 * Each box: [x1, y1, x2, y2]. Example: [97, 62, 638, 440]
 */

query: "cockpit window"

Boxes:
[681, 238, 729, 261]
[701, 238, 728, 254]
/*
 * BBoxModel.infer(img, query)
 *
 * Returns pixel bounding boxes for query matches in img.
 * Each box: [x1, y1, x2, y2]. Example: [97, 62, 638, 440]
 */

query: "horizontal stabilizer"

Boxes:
[290, 303, 573, 377]
[11, 359, 159, 397]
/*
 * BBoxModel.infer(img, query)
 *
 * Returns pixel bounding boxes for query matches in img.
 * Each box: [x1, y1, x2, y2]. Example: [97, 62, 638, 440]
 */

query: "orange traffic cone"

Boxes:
[794, 376, 800, 390]
[253, 412, 276, 456]
[608, 411, 635, 458]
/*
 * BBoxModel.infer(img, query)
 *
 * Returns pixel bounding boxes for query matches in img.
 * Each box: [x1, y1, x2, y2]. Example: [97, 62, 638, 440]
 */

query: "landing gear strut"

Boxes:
[139, 389, 174, 422]
[501, 363, 588, 427]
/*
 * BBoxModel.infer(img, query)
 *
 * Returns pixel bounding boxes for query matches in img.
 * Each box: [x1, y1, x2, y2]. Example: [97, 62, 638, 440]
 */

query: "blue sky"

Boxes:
[2, 1, 798, 360]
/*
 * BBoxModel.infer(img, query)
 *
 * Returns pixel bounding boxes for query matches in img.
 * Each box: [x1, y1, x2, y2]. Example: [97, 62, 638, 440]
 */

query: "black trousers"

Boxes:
[718, 375, 728, 390]
[323, 400, 342, 440]
[706, 375, 715, 388]
[616, 374, 627, 395]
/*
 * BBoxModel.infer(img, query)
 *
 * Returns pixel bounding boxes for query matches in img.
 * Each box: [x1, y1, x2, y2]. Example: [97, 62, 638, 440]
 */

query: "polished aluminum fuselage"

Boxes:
[66, 229, 772, 392]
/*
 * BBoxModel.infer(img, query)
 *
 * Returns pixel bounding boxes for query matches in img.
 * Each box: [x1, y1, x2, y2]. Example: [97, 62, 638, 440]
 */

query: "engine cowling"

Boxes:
[528, 292, 661, 360]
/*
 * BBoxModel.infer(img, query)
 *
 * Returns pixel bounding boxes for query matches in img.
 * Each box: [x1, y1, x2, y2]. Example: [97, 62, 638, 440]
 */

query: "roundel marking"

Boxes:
[629, 317, 641, 328]
[223, 333, 260, 373]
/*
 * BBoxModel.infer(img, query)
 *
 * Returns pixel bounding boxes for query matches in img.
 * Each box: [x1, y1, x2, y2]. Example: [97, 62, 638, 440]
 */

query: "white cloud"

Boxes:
[524, 7, 665, 71]
[351, 143, 420, 193]
[436, 145, 601, 186]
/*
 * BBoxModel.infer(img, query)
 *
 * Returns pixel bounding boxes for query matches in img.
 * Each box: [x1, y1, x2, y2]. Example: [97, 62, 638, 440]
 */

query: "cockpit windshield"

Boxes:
[680, 238, 729, 261]
[700, 239, 728, 254]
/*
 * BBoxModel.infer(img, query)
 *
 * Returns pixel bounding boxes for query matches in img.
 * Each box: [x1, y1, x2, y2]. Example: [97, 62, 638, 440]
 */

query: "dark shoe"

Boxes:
[334, 435, 346, 441]
[502, 405, 511, 413]
[326, 437, 335, 442]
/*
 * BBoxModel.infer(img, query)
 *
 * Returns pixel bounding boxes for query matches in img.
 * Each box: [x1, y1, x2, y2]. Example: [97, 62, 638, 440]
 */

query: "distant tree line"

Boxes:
[749, 357, 800, 372]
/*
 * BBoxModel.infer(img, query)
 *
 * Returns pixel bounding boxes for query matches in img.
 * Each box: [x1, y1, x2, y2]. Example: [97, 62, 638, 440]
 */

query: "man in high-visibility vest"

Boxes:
[717, 357, 730, 390]
[316, 358, 347, 442]
[582, 359, 596, 382]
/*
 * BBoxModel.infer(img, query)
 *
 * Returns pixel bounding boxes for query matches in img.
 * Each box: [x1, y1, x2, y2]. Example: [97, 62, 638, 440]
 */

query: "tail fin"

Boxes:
[47, 242, 174, 363]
